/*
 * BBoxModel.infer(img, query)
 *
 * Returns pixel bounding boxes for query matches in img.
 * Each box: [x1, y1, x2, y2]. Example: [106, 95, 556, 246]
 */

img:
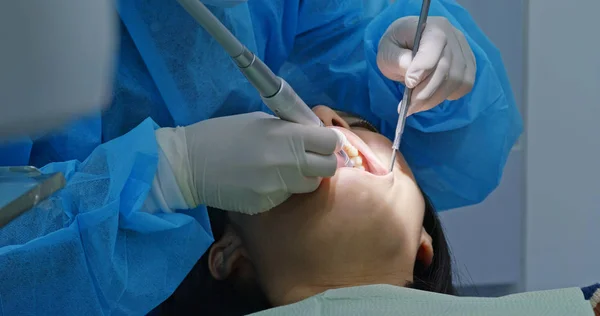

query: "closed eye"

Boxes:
[348, 119, 378, 133]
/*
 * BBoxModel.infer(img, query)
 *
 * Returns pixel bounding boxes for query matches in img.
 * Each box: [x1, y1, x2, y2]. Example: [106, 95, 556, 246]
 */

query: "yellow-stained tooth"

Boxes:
[344, 144, 359, 157]
[342, 142, 365, 170]
[350, 156, 363, 166]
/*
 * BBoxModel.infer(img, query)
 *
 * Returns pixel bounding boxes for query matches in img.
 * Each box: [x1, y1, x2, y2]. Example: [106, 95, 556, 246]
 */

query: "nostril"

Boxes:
[312, 105, 351, 128]
[320, 116, 336, 127]
[332, 118, 344, 127]
[332, 115, 351, 129]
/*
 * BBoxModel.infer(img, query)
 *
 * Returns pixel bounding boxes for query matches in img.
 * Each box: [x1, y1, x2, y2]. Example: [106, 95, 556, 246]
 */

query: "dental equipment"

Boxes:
[177, 0, 353, 168]
[389, 0, 431, 172]
[0, 166, 66, 228]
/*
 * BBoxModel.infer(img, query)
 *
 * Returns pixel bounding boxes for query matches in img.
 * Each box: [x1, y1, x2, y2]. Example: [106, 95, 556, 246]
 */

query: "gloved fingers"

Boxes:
[300, 151, 337, 177]
[221, 191, 289, 215]
[423, 72, 463, 114]
[411, 61, 464, 115]
[408, 45, 455, 114]
[413, 44, 453, 101]
[247, 110, 277, 119]
[453, 26, 476, 75]
[448, 73, 474, 101]
[299, 125, 339, 155]
[245, 192, 289, 215]
[447, 28, 476, 100]
[376, 36, 413, 82]
[405, 25, 449, 89]
[284, 174, 322, 194]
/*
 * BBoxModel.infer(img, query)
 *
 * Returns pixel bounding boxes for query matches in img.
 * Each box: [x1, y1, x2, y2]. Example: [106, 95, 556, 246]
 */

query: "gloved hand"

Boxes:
[153, 112, 340, 215]
[377, 16, 476, 115]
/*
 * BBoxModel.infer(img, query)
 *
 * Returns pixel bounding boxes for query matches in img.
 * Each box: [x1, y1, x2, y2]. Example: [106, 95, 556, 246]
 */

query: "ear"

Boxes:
[312, 105, 351, 129]
[416, 227, 434, 268]
[208, 226, 252, 280]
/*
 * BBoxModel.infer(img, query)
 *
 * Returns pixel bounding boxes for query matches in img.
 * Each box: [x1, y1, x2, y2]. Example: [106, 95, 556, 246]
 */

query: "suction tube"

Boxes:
[177, 0, 321, 127]
[177, 0, 352, 167]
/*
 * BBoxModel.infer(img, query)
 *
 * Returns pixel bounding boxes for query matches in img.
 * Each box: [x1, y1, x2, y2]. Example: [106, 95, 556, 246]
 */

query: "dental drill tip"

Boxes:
[339, 149, 354, 168]
[331, 128, 347, 152]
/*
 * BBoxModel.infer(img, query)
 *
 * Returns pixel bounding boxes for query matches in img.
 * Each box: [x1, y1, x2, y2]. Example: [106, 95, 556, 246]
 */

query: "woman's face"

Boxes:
[210, 106, 433, 306]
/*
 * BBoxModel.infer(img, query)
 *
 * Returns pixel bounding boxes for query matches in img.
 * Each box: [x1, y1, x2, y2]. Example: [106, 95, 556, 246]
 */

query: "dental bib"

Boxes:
[251, 284, 593, 316]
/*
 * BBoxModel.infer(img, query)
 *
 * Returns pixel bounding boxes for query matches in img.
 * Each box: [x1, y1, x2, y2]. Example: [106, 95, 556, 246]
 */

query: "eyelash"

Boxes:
[349, 119, 379, 133]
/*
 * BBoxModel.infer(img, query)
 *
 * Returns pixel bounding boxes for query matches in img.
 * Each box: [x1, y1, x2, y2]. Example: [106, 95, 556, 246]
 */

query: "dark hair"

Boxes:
[155, 194, 455, 315]
[153, 207, 271, 316]
[407, 194, 456, 295]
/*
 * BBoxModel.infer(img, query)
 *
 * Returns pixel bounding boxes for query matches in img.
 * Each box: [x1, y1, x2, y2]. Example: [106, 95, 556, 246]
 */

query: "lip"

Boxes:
[332, 127, 389, 176]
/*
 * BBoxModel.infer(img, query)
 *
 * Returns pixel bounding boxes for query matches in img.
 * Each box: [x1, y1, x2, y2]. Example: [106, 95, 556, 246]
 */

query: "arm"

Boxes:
[0, 119, 212, 315]
[286, 0, 522, 210]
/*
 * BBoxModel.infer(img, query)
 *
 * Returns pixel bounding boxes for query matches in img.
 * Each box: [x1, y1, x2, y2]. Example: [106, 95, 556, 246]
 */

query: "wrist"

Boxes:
[153, 127, 201, 210]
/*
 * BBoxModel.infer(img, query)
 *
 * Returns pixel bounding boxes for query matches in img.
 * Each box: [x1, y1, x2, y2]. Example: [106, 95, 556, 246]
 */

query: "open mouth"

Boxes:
[332, 127, 388, 176]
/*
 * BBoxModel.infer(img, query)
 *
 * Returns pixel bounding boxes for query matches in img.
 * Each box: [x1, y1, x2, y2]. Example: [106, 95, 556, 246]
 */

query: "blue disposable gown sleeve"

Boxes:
[0, 137, 33, 166]
[0, 118, 213, 315]
[285, 0, 523, 210]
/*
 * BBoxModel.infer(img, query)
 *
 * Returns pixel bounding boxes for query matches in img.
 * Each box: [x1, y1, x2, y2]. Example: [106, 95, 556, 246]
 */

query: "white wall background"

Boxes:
[524, 0, 600, 291]
[440, 0, 599, 294]
[439, 0, 525, 295]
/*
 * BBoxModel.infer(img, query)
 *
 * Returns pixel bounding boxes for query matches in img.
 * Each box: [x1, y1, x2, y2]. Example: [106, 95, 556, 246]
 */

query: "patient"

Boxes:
[155, 106, 455, 315]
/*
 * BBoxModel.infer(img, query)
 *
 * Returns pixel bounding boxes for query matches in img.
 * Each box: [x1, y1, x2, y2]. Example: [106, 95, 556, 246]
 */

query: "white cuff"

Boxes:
[142, 128, 195, 213]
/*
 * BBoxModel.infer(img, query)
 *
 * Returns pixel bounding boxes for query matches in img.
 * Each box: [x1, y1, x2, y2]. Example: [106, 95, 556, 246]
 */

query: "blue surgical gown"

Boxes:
[0, 0, 522, 314]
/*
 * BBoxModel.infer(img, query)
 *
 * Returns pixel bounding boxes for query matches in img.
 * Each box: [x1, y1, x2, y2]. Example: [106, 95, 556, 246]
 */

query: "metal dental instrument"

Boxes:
[177, 0, 353, 168]
[0, 167, 66, 228]
[389, 0, 431, 172]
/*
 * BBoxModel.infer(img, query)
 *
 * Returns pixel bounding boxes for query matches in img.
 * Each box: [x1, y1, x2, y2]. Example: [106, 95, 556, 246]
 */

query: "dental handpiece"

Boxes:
[177, 0, 353, 167]
[389, 0, 431, 172]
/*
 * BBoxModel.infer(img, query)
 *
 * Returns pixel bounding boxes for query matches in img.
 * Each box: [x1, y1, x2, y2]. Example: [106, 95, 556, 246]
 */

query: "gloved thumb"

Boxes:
[376, 35, 414, 83]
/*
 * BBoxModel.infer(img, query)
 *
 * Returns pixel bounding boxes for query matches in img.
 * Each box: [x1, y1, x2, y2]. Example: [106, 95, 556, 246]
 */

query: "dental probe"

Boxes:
[389, 0, 431, 172]
[177, 0, 353, 168]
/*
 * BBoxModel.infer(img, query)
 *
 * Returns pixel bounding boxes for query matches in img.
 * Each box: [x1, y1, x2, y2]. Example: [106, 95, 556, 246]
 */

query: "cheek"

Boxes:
[268, 175, 389, 245]
[228, 212, 280, 254]
[353, 130, 417, 180]
[310, 173, 417, 256]
[319, 171, 395, 230]
[326, 174, 379, 211]
[352, 130, 392, 164]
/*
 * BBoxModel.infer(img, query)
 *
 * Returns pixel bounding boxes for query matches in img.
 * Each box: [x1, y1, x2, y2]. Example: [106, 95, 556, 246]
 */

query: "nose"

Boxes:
[312, 105, 351, 129]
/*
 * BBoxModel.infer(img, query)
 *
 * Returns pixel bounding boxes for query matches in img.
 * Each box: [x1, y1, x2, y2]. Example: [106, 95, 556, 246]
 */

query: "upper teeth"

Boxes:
[343, 143, 365, 170]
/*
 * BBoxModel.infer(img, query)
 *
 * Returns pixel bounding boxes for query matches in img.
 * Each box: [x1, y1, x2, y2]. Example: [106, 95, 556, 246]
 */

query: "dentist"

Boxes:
[0, 0, 521, 314]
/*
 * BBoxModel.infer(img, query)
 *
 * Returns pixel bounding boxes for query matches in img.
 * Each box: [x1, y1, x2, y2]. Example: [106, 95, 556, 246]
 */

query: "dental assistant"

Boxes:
[0, 0, 522, 315]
